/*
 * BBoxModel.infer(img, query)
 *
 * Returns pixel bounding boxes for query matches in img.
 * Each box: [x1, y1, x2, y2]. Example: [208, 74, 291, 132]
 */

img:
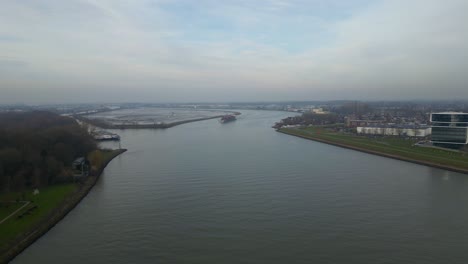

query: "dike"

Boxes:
[278, 129, 468, 175]
[1, 149, 127, 263]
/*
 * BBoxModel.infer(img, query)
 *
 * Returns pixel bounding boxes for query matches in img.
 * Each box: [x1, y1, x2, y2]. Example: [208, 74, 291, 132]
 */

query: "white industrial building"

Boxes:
[357, 126, 431, 137]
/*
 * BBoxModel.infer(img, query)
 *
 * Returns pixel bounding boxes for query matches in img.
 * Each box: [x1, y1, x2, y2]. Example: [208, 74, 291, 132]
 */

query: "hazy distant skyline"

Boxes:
[1, 0, 467, 104]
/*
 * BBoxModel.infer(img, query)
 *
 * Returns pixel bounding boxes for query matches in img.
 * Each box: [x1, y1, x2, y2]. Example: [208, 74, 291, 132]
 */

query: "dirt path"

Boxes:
[0, 201, 30, 225]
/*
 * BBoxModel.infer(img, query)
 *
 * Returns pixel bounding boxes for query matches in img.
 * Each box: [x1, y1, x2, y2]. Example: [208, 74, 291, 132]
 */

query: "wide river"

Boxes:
[13, 110, 468, 263]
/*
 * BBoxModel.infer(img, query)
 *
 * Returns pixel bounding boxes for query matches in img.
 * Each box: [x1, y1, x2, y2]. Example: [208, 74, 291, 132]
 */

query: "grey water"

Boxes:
[12, 110, 468, 264]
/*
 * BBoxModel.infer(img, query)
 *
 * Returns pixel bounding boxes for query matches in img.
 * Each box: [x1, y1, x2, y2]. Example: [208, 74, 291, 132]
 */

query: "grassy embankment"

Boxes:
[0, 148, 126, 262]
[0, 184, 77, 249]
[279, 126, 468, 172]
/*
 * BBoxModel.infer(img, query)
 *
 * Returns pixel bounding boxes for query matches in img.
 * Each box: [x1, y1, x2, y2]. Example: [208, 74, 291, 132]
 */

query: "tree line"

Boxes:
[280, 113, 342, 127]
[0, 111, 96, 191]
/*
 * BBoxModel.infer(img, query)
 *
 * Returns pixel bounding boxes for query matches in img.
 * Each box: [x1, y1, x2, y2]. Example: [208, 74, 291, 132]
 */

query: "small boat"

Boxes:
[220, 115, 236, 123]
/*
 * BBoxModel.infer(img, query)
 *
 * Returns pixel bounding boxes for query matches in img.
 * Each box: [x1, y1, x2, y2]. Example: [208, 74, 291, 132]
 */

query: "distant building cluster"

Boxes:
[346, 119, 385, 128]
[351, 112, 468, 148]
[347, 116, 431, 138]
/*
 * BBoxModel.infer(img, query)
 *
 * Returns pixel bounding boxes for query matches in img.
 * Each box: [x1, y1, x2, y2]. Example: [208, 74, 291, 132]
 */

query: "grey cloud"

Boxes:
[0, 57, 28, 72]
[0, 0, 468, 104]
[0, 35, 25, 42]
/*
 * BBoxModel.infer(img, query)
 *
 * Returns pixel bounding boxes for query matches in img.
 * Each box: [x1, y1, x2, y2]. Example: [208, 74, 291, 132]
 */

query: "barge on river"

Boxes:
[220, 115, 236, 123]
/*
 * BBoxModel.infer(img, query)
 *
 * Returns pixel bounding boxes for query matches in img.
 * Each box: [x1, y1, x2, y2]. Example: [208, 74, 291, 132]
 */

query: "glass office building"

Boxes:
[431, 112, 468, 148]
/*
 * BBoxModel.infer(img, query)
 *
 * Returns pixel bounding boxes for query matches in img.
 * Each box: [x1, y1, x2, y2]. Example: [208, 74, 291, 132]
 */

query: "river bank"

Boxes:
[12, 110, 468, 264]
[79, 111, 241, 129]
[278, 128, 468, 175]
[0, 149, 127, 263]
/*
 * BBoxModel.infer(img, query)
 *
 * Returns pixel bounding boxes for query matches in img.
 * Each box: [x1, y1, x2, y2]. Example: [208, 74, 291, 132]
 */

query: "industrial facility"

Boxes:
[357, 125, 431, 137]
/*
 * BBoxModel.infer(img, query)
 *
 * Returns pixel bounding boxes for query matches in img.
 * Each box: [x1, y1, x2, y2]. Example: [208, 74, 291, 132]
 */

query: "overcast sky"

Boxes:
[1, 0, 467, 104]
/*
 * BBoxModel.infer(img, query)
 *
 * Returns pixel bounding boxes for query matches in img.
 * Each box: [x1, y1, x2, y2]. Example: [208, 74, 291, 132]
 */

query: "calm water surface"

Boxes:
[13, 110, 468, 263]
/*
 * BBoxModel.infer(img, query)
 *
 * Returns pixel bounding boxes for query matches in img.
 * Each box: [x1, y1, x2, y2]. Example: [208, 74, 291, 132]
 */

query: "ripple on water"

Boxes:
[12, 110, 468, 264]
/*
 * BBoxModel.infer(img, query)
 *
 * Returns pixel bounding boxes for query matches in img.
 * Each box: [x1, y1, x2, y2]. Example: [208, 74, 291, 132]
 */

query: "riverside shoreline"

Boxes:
[78, 112, 241, 129]
[278, 129, 468, 175]
[0, 149, 127, 263]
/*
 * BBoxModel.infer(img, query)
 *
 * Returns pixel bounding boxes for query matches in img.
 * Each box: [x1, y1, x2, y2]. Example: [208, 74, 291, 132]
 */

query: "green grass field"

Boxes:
[280, 127, 468, 170]
[0, 203, 24, 220]
[0, 148, 124, 257]
[0, 184, 77, 250]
